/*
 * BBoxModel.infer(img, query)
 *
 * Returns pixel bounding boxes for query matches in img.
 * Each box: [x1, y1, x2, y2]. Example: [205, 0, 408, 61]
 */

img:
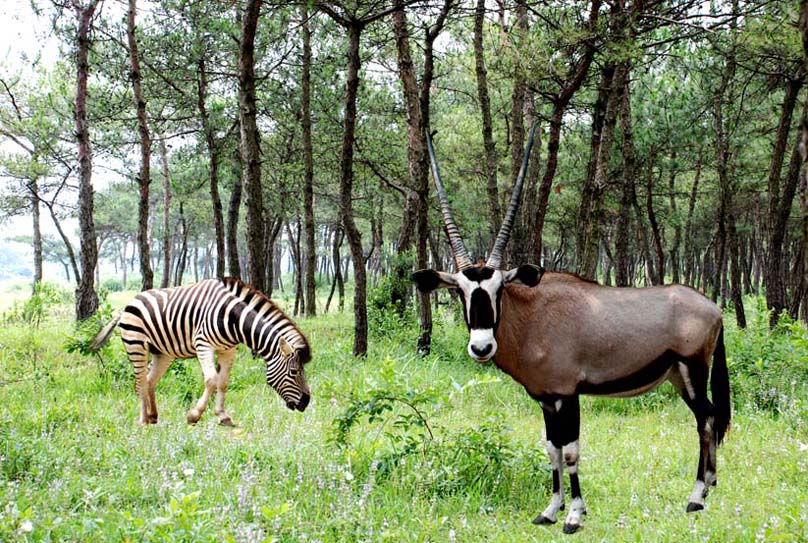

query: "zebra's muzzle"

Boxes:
[286, 392, 310, 412]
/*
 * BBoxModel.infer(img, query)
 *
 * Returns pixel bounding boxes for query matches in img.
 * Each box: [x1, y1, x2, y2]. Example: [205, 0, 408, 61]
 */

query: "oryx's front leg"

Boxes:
[534, 395, 585, 534]
[213, 349, 236, 426]
[187, 343, 217, 424]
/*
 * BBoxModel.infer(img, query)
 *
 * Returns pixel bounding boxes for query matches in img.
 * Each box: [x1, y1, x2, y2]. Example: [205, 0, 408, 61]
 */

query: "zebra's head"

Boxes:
[266, 336, 311, 412]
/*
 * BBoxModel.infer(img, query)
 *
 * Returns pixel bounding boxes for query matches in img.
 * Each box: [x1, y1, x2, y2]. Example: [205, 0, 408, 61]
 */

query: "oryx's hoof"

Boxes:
[219, 417, 235, 427]
[532, 515, 556, 525]
[562, 522, 582, 534]
[686, 502, 704, 513]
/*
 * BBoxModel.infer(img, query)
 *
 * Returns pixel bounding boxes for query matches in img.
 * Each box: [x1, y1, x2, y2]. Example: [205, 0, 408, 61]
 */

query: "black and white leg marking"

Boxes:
[534, 395, 584, 533]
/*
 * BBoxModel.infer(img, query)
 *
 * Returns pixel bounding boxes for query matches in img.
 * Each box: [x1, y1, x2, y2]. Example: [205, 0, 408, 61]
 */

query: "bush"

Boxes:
[100, 278, 124, 292]
[726, 298, 808, 428]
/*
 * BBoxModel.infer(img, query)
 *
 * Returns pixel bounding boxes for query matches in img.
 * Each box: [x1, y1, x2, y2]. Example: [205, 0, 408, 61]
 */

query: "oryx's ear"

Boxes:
[503, 264, 543, 287]
[279, 336, 295, 356]
[412, 269, 459, 293]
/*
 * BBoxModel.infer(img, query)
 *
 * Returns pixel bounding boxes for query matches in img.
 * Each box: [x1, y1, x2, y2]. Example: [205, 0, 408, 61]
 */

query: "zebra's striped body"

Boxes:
[101, 277, 311, 425]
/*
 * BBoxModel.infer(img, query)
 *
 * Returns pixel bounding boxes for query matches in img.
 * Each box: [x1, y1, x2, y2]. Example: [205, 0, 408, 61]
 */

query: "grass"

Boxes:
[0, 289, 807, 542]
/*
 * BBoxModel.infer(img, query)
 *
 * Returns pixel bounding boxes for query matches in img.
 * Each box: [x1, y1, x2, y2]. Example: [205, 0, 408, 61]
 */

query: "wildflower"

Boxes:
[183, 468, 195, 477]
[19, 520, 33, 533]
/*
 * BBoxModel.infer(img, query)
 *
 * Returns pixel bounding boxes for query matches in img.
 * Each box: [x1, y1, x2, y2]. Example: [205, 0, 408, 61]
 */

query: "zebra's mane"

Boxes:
[220, 276, 311, 361]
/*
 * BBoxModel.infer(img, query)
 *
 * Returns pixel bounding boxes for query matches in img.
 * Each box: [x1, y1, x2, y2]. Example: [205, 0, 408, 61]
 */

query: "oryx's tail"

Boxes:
[90, 314, 121, 352]
[711, 325, 731, 445]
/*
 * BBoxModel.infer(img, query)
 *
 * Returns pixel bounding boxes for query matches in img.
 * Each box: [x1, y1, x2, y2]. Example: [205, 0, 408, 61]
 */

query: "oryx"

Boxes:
[413, 126, 730, 534]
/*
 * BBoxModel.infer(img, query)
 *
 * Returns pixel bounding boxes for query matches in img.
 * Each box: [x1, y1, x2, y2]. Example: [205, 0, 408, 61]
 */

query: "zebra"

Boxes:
[91, 277, 312, 426]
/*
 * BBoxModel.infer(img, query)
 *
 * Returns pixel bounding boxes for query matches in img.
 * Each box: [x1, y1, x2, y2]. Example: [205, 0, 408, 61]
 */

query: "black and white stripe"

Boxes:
[115, 277, 311, 425]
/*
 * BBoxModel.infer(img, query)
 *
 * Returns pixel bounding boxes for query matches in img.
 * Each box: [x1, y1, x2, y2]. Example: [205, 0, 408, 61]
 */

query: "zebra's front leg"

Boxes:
[187, 344, 218, 425]
[214, 349, 236, 426]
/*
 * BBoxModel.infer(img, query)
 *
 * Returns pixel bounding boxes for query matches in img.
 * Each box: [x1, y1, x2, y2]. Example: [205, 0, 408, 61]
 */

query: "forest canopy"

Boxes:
[1, 0, 807, 354]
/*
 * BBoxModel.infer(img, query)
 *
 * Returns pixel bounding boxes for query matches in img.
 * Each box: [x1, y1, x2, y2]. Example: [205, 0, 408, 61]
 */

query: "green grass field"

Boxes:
[1, 287, 807, 542]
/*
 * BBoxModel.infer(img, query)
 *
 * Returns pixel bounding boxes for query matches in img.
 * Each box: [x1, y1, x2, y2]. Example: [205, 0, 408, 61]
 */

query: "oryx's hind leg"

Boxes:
[213, 349, 236, 426]
[534, 395, 585, 534]
[669, 360, 715, 512]
[146, 353, 173, 424]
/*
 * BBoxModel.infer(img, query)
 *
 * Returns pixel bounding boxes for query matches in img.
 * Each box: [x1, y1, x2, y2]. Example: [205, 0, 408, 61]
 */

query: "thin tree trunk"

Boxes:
[227, 143, 242, 278]
[31, 180, 42, 292]
[128, 0, 153, 291]
[197, 54, 225, 279]
[74, 0, 102, 320]
[668, 154, 681, 283]
[683, 152, 702, 286]
[239, 0, 266, 292]
[159, 138, 172, 288]
[646, 167, 665, 285]
[473, 0, 500, 238]
[301, 5, 317, 316]
[532, 0, 601, 260]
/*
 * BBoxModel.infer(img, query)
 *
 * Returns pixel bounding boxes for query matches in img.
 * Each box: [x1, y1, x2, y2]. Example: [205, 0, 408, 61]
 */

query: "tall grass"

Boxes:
[0, 289, 806, 542]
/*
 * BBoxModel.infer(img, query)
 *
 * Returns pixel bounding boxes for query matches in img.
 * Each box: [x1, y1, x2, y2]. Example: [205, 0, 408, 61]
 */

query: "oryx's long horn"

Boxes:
[426, 129, 473, 271]
[486, 121, 538, 269]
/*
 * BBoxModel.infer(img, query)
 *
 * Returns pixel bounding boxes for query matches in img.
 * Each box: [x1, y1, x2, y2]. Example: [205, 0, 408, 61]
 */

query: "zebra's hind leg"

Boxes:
[124, 341, 151, 425]
[214, 349, 237, 426]
[146, 353, 173, 424]
[187, 344, 217, 425]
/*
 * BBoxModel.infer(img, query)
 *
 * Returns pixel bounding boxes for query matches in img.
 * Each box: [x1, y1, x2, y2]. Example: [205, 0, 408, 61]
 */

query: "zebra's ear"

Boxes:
[279, 337, 294, 356]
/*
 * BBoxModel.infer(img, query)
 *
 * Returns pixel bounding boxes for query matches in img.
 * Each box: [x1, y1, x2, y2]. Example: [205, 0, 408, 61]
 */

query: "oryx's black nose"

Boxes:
[471, 343, 493, 357]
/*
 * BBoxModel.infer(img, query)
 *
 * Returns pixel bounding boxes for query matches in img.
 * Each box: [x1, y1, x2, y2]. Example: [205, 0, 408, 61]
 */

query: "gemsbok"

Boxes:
[91, 277, 312, 426]
[413, 126, 730, 534]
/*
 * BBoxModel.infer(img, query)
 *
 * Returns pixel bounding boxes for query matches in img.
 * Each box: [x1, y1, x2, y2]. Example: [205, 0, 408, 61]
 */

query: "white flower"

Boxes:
[183, 468, 195, 477]
[19, 520, 33, 533]
[343, 471, 354, 482]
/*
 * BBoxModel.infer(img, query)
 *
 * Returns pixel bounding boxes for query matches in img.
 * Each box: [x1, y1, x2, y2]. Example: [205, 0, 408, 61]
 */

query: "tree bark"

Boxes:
[159, 138, 172, 288]
[197, 54, 225, 279]
[682, 152, 702, 286]
[531, 0, 601, 261]
[301, 4, 317, 316]
[239, 0, 266, 292]
[128, 0, 153, 291]
[473, 0, 500, 238]
[74, 0, 102, 320]
[646, 167, 665, 285]
[668, 154, 681, 283]
[227, 143, 242, 278]
[766, 81, 804, 325]
[31, 179, 42, 292]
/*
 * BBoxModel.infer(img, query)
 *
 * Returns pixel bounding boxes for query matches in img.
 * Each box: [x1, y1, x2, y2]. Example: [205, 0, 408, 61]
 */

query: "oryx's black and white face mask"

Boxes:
[413, 264, 543, 362]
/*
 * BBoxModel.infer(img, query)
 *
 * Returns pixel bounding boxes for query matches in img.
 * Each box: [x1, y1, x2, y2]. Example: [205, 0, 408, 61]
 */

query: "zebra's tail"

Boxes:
[90, 314, 122, 352]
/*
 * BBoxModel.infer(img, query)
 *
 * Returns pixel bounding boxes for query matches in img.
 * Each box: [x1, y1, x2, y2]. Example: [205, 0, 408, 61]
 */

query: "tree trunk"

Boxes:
[227, 143, 242, 278]
[128, 0, 153, 291]
[239, 0, 266, 292]
[197, 54, 225, 279]
[326, 226, 345, 314]
[668, 154, 681, 283]
[473, 0, 500, 239]
[532, 0, 601, 261]
[159, 138, 172, 288]
[646, 167, 665, 285]
[31, 179, 42, 292]
[767, 113, 805, 325]
[74, 0, 101, 320]
[682, 152, 702, 286]
[301, 4, 317, 316]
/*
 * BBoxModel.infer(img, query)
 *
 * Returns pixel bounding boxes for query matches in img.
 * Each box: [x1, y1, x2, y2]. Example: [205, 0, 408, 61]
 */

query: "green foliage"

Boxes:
[2, 282, 71, 327]
[726, 298, 808, 429]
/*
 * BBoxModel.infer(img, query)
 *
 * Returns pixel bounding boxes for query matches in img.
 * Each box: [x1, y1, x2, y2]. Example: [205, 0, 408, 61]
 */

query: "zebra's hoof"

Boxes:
[686, 502, 704, 513]
[562, 522, 582, 534]
[532, 515, 556, 525]
[219, 417, 235, 427]
[186, 410, 201, 425]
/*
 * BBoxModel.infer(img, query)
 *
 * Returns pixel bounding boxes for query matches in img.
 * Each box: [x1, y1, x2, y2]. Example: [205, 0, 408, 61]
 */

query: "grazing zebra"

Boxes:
[91, 277, 312, 426]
